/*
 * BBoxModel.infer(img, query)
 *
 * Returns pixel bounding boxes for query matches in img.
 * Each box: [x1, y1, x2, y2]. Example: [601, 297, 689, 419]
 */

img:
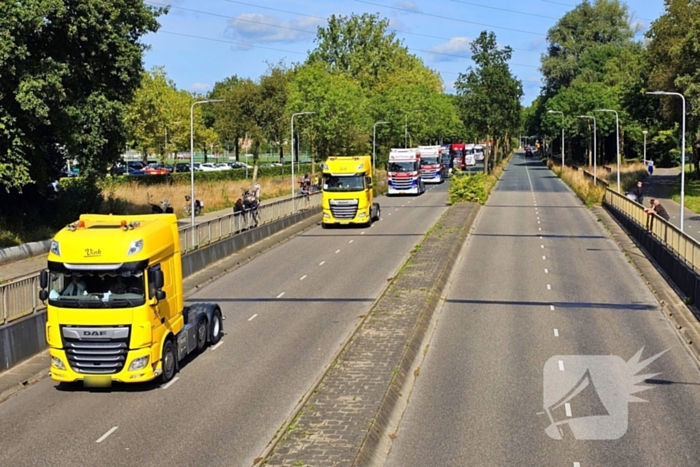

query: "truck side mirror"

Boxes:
[153, 270, 164, 290]
[39, 290, 48, 301]
[156, 290, 166, 300]
[40, 270, 48, 289]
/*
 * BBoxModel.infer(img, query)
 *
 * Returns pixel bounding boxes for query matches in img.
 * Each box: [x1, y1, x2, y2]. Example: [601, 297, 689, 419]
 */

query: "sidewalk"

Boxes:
[0, 192, 295, 283]
[640, 167, 700, 242]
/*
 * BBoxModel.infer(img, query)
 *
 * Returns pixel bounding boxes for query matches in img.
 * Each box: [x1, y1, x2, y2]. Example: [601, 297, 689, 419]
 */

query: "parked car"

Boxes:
[199, 163, 219, 172]
[174, 163, 190, 172]
[229, 161, 253, 169]
[128, 166, 146, 176]
[214, 163, 231, 170]
[144, 164, 169, 175]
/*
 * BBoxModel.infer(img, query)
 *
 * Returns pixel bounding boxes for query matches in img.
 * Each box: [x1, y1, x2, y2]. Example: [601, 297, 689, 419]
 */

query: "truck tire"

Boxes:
[210, 310, 223, 345]
[196, 318, 207, 352]
[159, 339, 176, 385]
[373, 204, 381, 222]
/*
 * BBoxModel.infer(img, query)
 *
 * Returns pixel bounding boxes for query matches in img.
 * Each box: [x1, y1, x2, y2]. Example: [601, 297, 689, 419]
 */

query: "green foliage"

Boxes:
[448, 173, 496, 204]
[0, 0, 165, 190]
[53, 177, 105, 227]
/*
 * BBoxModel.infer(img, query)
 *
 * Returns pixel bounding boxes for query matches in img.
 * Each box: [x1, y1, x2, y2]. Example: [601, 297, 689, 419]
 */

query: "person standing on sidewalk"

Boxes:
[632, 181, 644, 205]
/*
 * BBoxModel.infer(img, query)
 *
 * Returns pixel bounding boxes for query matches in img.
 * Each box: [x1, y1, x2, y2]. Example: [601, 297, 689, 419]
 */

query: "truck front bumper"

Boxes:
[48, 347, 162, 385]
[323, 207, 370, 224]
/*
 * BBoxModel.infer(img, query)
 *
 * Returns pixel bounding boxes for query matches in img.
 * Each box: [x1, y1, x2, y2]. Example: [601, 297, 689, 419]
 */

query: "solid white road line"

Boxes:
[248, 314, 258, 321]
[277, 292, 285, 298]
[559, 360, 565, 371]
[565, 403, 572, 417]
[319, 261, 325, 266]
[300, 275, 307, 281]
[211, 341, 224, 351]
[553, 329, 559, 337]
[96, 427, 118, 443]
[161, 377, 179, 390]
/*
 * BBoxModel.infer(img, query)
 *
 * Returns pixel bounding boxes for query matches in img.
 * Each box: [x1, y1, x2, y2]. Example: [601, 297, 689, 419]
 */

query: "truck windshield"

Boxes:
[388, 161, 416, 172]
[449, 150, 463, 158]
[46, 271, 146, 308]
[323, 174, 365, 192]
[465, 148, 475, 155]
[420, 157, 439, 166]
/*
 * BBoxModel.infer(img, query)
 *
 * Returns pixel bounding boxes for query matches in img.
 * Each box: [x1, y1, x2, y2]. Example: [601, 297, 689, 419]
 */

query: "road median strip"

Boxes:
[258, 202, 479, 467]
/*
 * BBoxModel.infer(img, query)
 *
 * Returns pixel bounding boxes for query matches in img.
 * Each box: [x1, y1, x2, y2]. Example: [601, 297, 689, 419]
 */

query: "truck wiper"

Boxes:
[109, 298, 144, 307]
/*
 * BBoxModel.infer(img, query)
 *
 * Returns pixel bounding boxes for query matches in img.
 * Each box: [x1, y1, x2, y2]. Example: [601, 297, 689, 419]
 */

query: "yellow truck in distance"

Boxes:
[321, 155, 381, 228]
[38, 214, 224, 387]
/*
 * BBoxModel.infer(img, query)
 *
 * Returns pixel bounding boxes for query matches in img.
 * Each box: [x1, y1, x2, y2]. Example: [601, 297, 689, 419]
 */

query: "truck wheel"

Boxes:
[322, 222, 329, 229]
[196, 318, 207, 352]
[159, 339, 176, 385]
[373, 204, 381, 222]
[210, 310, 223, 345]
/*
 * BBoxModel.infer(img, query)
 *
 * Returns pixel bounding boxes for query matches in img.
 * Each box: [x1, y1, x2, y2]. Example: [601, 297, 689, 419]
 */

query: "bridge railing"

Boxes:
[604, 188, 700, 272]
[0, 192, 322, 325]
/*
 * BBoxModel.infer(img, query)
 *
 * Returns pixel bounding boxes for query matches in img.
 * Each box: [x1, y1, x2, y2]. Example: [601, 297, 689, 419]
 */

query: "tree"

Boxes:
[455, 31, 523, 172]
[208, 76, 245, 161]
[0, 0, 165, 190]
[258, 63, 292, 161]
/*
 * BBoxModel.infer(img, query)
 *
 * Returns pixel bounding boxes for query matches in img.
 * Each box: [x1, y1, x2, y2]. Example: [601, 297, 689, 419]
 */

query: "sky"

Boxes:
[143, 0, 665, 106]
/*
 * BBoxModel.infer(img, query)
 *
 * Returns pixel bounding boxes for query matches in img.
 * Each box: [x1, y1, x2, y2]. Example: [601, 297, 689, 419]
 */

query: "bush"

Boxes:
[52, 177, 105, 227]
[448, 173, 497, 204]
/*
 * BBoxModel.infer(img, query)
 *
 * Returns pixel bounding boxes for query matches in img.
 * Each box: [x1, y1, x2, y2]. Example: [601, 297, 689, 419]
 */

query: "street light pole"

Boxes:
[547, 110, 565, 167]
[291, 112, 315, 213]
[373, 121, 390, 176]
[578, 115, 597, 185]
[643, 130, 648, 166]
[594, 109, 620, 193]
[647, 91, 687, 231]
[190, 100, 224, 234]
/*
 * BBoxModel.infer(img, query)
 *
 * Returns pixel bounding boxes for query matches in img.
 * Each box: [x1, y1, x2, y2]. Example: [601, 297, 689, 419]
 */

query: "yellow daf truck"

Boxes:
[38, 214, 224, 387]
[321, 155, 381, 228]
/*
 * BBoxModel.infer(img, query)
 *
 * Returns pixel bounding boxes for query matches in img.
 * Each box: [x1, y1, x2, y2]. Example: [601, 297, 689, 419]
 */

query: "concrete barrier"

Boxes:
[0, 240, 51, 267]
[0, 207, 321, 372]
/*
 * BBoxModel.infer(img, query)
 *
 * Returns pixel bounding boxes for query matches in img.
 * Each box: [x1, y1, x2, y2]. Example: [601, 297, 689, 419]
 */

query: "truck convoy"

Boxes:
[38, 213, 224, 387]
[387, 148, 426, 195]
[417, 145, 447, 183]
[321, 155, 381, 228]
[449, 143, 466, 172]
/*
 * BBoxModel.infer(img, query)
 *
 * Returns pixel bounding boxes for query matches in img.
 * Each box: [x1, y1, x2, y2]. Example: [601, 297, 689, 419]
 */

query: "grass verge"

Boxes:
[448, 151, 514, 205]
[669, 175, 700, 213]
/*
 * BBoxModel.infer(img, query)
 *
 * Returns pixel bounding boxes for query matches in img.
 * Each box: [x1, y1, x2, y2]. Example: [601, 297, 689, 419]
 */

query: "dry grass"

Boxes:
[100, 176, 294, 218]
[547, 160, 649, 207]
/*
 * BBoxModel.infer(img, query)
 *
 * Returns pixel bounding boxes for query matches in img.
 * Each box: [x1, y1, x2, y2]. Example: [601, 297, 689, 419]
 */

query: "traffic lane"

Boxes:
[0, 183, 450, 466]
[88, 184, 452, 465]
[387, 176, 571, 466]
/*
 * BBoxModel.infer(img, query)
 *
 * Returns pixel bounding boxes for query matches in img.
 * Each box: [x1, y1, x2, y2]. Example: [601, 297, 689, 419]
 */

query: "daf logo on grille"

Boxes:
[83, 330, 107, 337]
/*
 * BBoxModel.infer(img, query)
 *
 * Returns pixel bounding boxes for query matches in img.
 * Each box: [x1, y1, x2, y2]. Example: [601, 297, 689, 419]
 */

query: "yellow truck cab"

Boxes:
[38, 214, 224, 387]
[321, 155, 381, 228]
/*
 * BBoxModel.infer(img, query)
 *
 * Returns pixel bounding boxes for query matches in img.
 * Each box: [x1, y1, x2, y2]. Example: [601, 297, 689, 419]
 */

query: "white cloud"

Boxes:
[191, 82, 211, 92]
[393, 0, 420, 11]
[224, 13, 323, 47]
[429, 37, 472, 62]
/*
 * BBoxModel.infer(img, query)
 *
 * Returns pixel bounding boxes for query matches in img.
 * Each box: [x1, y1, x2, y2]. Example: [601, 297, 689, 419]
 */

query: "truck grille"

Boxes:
[62, 326, 130, 374]
[421, 170, 438, 179]
[329, 199, 359, 219]
[390, 177, 415, 190]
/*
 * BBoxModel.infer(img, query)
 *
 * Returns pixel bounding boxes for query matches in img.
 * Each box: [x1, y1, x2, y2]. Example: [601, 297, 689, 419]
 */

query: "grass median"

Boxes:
[448, 151, 515, 205]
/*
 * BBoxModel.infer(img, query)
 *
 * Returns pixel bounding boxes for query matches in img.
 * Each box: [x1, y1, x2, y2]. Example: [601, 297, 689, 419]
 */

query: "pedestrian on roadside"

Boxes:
[632, 181, 644, 206]
[645, 198, 670, 221]
[648, 160, 654, 176]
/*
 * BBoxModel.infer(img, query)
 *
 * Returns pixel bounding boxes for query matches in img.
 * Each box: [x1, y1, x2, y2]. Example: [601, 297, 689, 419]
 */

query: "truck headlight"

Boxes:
[51, 357, 66, 370]
[50, 240, 61, 257]
[323, 213, 331, 218]
[129, 356, 149, 371]
[359, 213, 366, 218]
[127, 239, 143, 256]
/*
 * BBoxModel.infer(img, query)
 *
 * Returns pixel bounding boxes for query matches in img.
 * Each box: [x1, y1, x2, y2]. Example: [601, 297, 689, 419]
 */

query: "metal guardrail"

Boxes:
[0, 193, 322, 325]
[604, 188, 700, 272]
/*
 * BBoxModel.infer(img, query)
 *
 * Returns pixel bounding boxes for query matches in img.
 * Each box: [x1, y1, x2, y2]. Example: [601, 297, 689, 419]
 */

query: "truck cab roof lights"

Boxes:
[120, 220, 141, 231]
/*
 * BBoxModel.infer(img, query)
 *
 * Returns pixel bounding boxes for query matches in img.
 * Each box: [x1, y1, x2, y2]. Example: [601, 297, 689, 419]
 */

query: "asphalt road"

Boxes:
[0, 178, 450, 467]
[385, 153, 700, 467]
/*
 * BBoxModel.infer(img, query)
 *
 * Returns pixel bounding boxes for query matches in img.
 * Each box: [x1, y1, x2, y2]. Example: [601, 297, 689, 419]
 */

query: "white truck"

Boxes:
[387, 148, 425, 195]
[417, 145, 447, 184]
[464, 144, 477, 166]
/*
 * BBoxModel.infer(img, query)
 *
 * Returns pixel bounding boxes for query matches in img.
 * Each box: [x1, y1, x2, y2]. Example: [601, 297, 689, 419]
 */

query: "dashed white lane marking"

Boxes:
[388, 213, 392, 216]
[162, 377, 179, 390]
[553, 329, 559, 337]
[547, 284, 552, 290]
[349, 240, 354, 243]
[361, 232, 365, 235]
[96, 426, 118, 443]
[550, 305, 555, 311]
[248, 314, 258, 321]
[574, 463, 581, 467]
[300, 275, 307, 281]
[541, 245, 544, 249]
[559, 360, 565, 371]
[543, 256, 546, 260]
[545, 268, 549, 273]
[335, 249, 341, 254]
[539, 228, 542, 231]
[565, 402, 572, 417]
[277, 292, 285, 298]
[319, 261, 325, 266]
[537, 217, 540, 220]
[538, 221, 541, 224]
[211, 341, 224, 351]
